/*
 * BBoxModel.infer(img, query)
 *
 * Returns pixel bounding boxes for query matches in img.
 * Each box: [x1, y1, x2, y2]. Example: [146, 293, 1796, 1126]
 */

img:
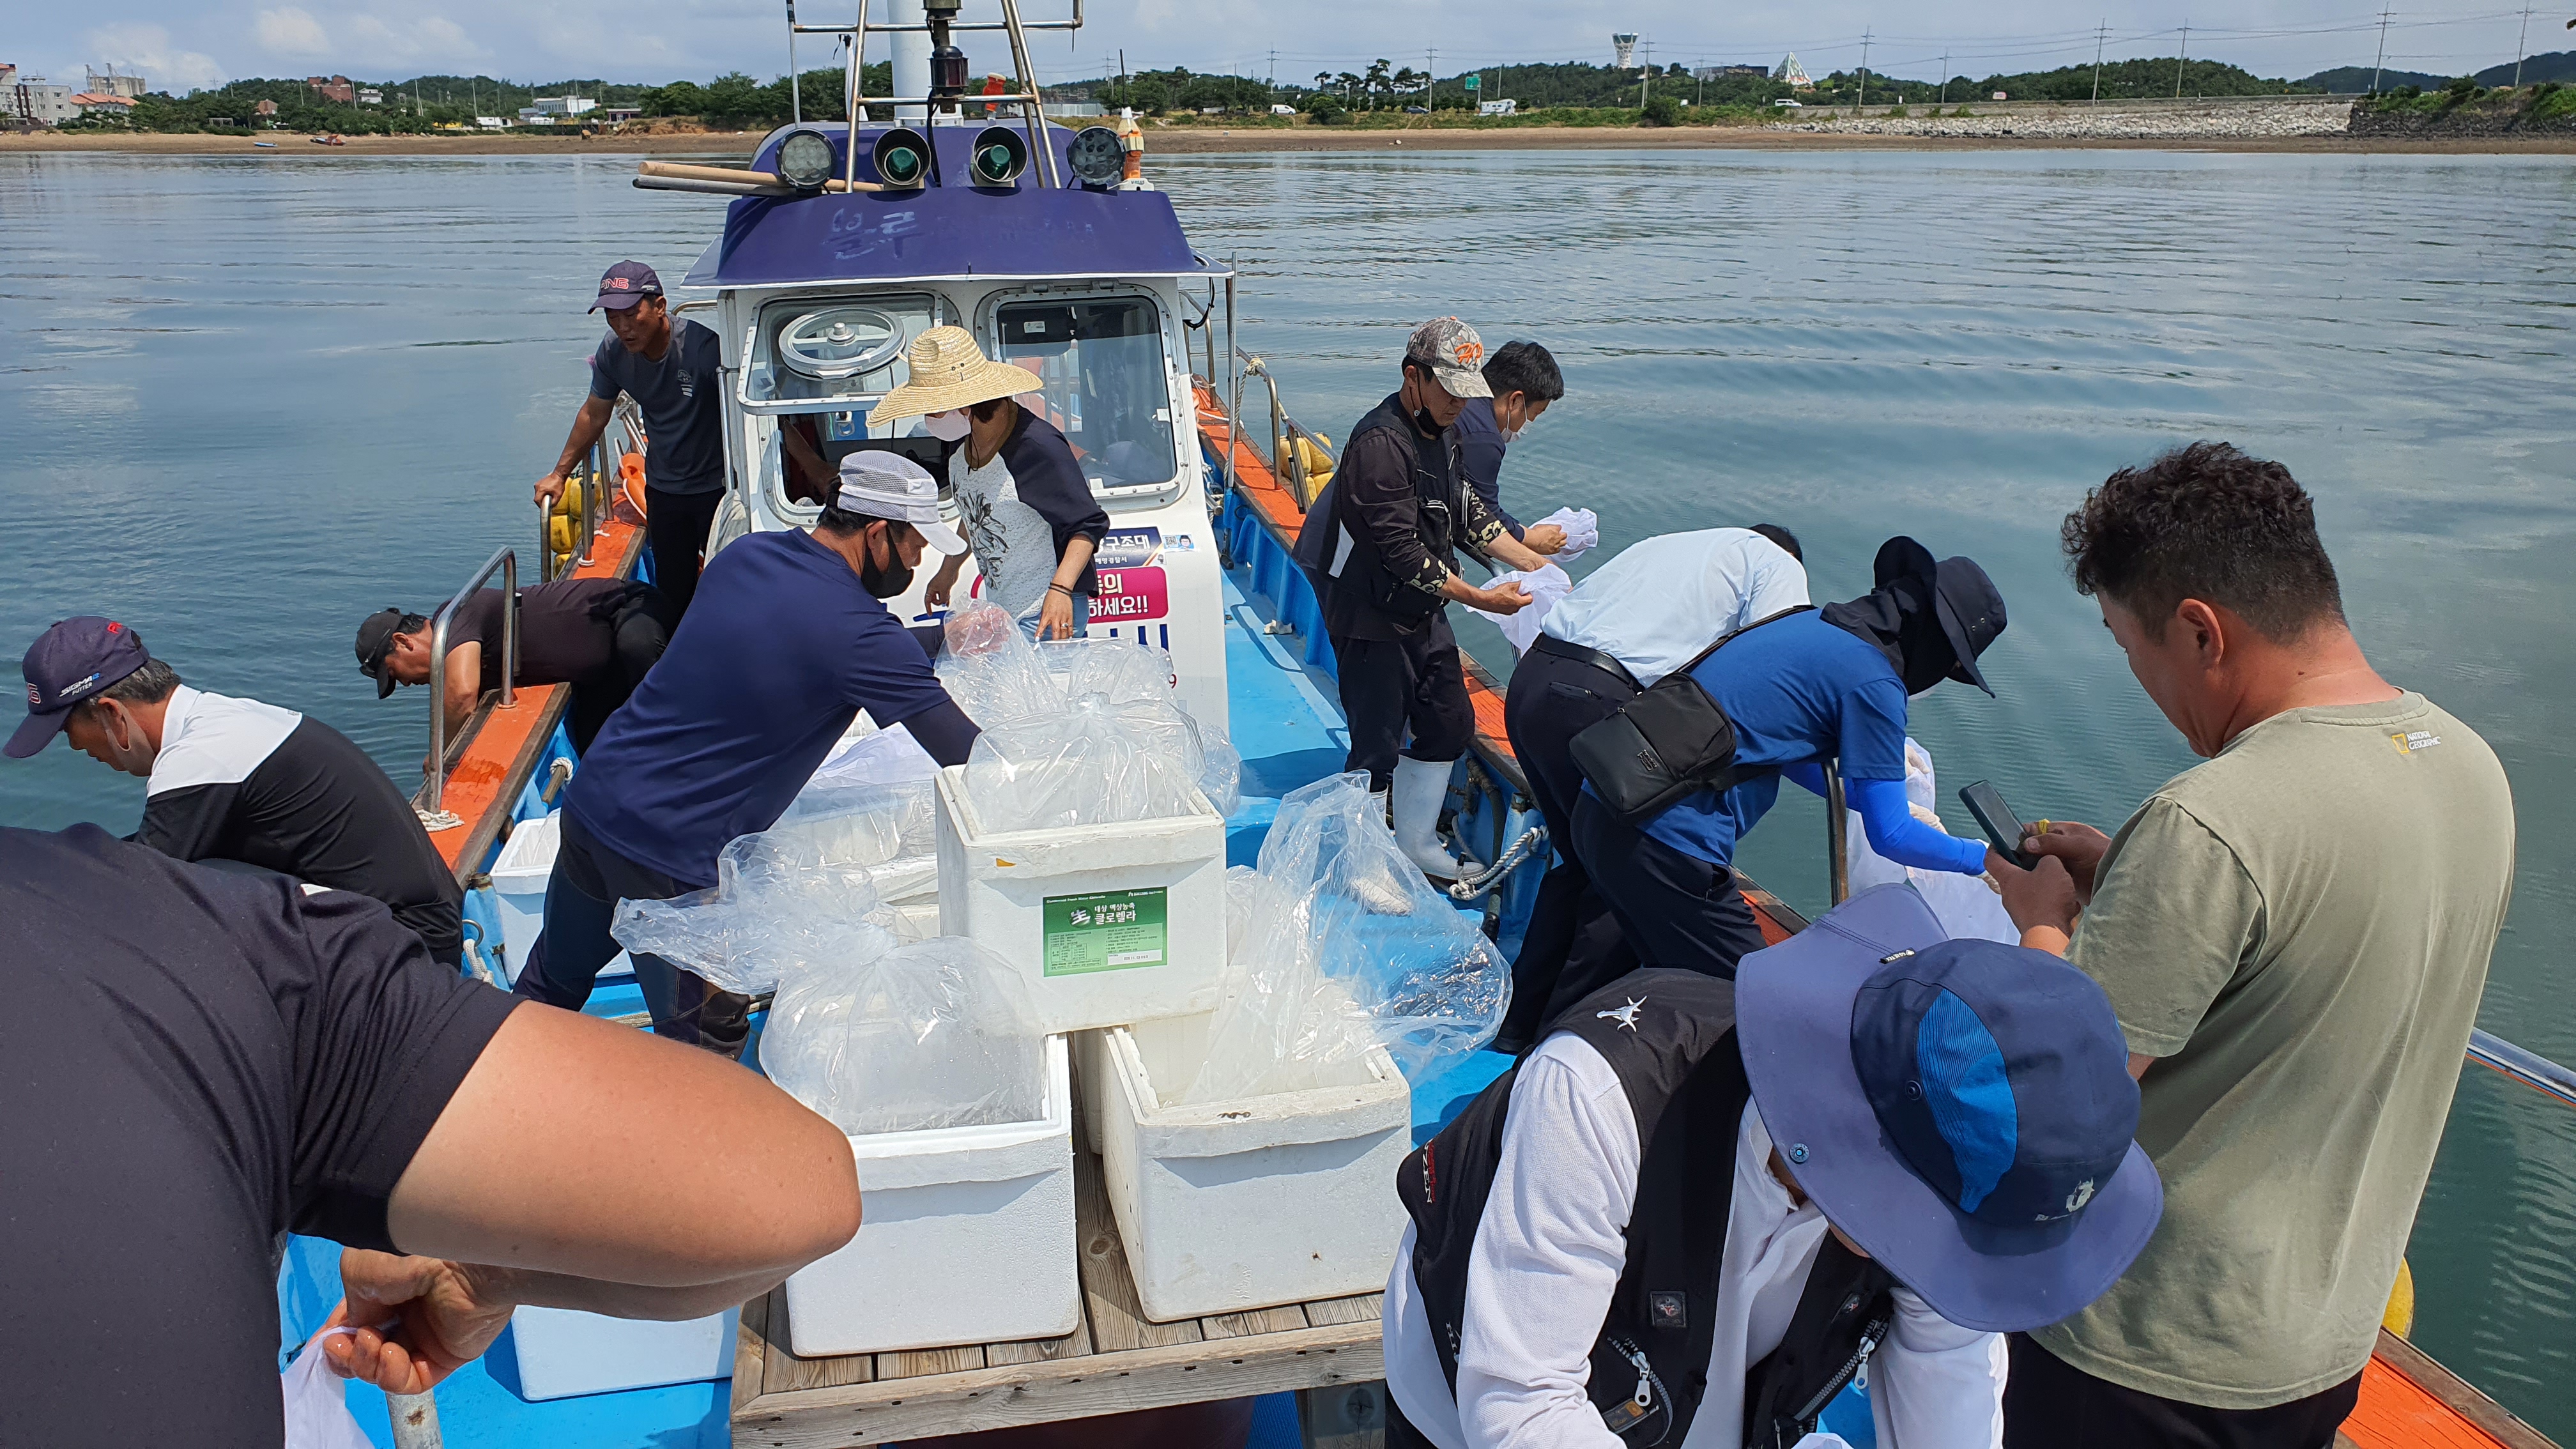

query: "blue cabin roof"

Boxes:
[683, 123, 1212, 290]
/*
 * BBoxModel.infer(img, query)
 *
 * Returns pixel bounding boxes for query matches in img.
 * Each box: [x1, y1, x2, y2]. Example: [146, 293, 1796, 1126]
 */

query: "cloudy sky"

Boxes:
[17, 1, 2557, 95]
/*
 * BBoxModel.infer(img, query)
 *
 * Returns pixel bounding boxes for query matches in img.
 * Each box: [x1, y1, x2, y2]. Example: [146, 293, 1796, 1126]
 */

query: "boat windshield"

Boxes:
[744, 292, 947, 406]
[991, 296, 1176, 490]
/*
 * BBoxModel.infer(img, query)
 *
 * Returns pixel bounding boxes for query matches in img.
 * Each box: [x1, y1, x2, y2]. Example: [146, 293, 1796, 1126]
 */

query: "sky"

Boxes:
[12, 1, 2563, 95]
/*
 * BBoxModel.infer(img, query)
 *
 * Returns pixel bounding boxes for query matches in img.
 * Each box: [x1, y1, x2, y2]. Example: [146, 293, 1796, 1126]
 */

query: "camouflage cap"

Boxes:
[1403, 316, 1494, 399]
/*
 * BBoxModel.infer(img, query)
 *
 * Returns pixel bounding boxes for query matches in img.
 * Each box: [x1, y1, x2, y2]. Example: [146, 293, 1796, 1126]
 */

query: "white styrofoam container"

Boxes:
[1085, 1012, 1412, 1322]
[503, 1303, 739, 1401]
[933, 765, 1228, 1035]
[487, 810, 631, 986]
[783, 1034, 1080, 1356]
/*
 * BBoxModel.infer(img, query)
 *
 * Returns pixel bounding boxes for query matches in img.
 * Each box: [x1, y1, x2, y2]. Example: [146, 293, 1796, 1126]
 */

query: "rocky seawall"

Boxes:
[2349, 104, 2576, 137]
[1775, 100, 2354, 141]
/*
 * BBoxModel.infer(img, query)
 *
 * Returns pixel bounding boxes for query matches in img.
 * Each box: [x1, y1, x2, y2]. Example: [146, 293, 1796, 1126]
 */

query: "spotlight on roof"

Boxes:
[968, 126, 1027, 187]
[774, 127, 836, 192]
[872, 127, 931, 188]
[1067, 125, 1124, 187]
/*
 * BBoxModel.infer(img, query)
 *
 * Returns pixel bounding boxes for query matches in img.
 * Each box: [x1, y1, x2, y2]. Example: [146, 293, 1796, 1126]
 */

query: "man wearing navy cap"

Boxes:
[8, 617, 463, 965]
[536, 261, 730, 617]
[1381, 883, 2161, 1449]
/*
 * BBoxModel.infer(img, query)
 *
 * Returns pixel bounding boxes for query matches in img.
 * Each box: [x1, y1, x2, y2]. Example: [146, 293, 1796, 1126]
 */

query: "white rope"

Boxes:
[1448, 824, 1548, 902]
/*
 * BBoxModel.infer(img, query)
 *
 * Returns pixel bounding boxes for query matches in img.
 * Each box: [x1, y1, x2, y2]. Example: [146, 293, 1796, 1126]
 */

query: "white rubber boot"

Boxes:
[1392, 755, 1468, 884]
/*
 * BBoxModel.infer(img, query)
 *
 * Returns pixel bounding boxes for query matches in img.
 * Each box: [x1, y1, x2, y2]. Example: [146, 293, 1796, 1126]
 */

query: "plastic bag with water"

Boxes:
[613, 799, 1046, 1137]
[1843, 737, 2018, 946]
[1184, 772, 1509, 1103]
[777, 778, 940, 903]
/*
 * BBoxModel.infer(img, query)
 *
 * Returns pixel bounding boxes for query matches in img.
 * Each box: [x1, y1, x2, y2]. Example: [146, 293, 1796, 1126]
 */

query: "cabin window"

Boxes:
[990, 297, 1176, 490]
[744, 292, 947, 406]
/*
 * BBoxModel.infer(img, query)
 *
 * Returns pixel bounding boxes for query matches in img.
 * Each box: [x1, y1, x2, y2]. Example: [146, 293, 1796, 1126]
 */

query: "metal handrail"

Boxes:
[418, 547, 519, 832]
[1240, 356, 1290, 502]
[2469, 1028, 2576, 1109]
[1823, 764, 1850, 905]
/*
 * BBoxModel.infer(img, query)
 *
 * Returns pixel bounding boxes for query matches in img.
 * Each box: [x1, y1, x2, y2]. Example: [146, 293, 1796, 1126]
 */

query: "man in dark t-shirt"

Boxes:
[355, 577, 673, 751]
[535, 261, 729, 617]
[0, 825, 862, 1445]
[515, 452, 985, 1057]
[8, 617, 465, 966]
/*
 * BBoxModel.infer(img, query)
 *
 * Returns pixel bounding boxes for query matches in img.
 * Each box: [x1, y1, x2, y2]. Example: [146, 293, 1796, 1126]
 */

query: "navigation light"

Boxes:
[873, 128, 931, 189]
[969, 126, 1027, 187]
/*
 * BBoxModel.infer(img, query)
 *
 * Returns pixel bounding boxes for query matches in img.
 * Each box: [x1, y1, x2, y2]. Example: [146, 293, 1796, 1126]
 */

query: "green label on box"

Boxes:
[1041, 887, 1170, 976]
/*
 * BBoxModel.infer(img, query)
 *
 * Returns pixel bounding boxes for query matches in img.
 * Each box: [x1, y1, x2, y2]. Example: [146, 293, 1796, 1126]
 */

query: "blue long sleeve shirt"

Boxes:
[1781, 765, 1990, 876]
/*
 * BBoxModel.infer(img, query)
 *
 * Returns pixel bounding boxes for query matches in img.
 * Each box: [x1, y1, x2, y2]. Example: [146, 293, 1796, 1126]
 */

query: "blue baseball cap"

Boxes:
[8, 616, 148, 758]
[590, 260, 663, 312]
[1736, 884, 2160, 1333]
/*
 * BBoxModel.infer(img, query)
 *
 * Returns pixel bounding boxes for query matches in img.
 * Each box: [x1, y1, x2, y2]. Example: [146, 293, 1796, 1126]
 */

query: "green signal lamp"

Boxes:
[871, 127, 931, 189]
[968, 126, 1027, 187]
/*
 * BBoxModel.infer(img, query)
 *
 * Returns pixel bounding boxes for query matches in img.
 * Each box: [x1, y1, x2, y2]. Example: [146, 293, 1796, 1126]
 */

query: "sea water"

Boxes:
[3, 146, 2571, 1434]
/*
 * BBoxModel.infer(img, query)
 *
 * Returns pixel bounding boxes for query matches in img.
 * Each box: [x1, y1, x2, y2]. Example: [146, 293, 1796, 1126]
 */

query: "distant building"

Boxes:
[600, 106, 642, 123]
[1694, 65, 1769, 81]
[1775, 54, 1813, 89]
[1478, 98, 1518, 116]
[70, 91, 136, 118]
[477, 115, 511, 128]
[358, 87, 384, 105]
[1043, 102, 1105, 118]
[85, 66, 148, 98]
[526, 95, 597, 117]
[254, 98, 279, 119]
[9, 72, 78, 126]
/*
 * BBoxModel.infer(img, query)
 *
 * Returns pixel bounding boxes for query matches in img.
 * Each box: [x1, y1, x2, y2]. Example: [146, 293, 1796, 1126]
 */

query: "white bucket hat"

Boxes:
[834, 451, 967, 555]
[871, 325, 1043, 424]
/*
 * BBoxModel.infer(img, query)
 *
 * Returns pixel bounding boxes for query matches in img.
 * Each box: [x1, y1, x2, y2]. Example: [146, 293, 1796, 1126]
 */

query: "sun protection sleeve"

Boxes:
[1784, 767, 1989, 877]
[1453, 1036, 1640, 1449]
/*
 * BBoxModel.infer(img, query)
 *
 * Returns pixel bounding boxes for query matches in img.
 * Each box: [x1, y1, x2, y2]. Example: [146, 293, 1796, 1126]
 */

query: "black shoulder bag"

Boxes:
[1567, 606, 1814, 825]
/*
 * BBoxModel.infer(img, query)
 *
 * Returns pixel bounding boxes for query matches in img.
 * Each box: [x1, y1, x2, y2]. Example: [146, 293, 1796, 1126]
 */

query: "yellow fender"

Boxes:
[1294, 432, 1336, 491]
[2382, 1257, 2415, 1338]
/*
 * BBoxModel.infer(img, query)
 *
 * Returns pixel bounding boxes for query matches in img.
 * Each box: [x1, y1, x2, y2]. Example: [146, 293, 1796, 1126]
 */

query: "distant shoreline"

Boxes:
[5, 126, 2572, 159]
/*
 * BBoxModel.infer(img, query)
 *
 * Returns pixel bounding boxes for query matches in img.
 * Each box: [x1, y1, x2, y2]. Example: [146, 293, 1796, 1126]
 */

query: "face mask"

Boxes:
[1413, 406, 1443, 436]
[1499, 424, 1524, 444]
[921, 411, 972, 443]
[859, 533, 916, 599]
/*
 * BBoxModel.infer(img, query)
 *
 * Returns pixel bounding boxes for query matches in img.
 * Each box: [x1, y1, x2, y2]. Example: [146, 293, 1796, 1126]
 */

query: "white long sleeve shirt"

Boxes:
[1540, 528, 1811, 686]
[1381, 1034, 2006, 1449]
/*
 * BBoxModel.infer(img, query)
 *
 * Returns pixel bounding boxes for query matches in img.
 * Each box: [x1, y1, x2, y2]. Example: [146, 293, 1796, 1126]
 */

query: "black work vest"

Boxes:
[1397, 969, 1897, 1448]
[1294, 394, 1466, 637]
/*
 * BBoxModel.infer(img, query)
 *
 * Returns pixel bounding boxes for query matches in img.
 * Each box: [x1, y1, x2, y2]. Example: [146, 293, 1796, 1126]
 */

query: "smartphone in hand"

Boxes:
[1959, 780, 2035, 871]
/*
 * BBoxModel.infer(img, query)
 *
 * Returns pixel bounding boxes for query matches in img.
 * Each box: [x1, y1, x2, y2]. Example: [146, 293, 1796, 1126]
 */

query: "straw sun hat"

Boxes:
[871, 325, 1043, 423]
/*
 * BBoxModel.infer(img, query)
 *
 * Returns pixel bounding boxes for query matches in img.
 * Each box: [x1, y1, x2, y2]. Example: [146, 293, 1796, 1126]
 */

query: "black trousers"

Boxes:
[645, 485, 724, 620]
[1498, 641, 1644, 1047]
[1571, 792, 1771, 984]
[511, 808, 751, 1058]
[1333, 612, 1475, 793]
[564, 585, 677, 753]
[2004, 1335, 2362, 1449]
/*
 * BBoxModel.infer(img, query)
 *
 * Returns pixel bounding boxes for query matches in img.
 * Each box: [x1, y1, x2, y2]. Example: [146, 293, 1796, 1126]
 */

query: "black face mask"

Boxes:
[1413, 405, 1443, 436]
[1821, 576, 1959, 695]
[859, 533, 914, 599]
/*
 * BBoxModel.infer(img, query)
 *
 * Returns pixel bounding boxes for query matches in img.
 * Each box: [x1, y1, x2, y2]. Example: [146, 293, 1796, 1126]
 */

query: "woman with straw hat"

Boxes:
[873, 325, 1110, 641]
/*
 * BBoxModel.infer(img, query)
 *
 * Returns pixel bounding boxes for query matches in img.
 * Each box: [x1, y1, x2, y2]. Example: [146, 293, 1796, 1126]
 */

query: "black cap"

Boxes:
[9, 617, 148, 758]
[354, 608, 406, 699]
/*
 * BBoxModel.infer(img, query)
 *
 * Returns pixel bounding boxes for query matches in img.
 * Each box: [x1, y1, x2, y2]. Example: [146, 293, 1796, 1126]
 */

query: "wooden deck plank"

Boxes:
[986, 1320, 1094, 1367]
[2345, 1331, 2552, 1449]
[1300, 1294, 1385, 1329]
[1073, 1131, 1204, 1353]
[761, 1289, 875, 1395]
[876, 1346, 987, 1381]
[730, 1287, 773, 1418]
[730, 1317, 1383, 1449]
[1201, 1305, 1310, 1340]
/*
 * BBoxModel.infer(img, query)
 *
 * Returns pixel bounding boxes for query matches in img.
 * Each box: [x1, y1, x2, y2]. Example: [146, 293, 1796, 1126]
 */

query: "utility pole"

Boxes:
[2370, 11, 2391, 95]
[1427, 45, 1436, 109]
[2513, 4, 2535, 86]
[1641, 41, 1652, 108]
[2091, 20, 2107, 103]
[1118, 47, 1126, 107]
[1857, 28, 1871, 113]
[1939, 50, 1949, 105]
[2174, 21, 2189, 100]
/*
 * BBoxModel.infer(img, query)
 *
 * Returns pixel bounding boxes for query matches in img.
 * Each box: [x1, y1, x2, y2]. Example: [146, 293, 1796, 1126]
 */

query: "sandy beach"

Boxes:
[6, 124, 2572, 159]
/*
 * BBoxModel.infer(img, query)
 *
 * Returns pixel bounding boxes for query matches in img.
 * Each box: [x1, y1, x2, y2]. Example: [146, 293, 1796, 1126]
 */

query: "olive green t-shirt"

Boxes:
[2032, 692, 2514, 1409]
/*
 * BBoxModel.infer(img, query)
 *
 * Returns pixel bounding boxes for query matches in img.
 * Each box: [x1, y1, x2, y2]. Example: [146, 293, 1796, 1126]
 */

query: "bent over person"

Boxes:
[354, 576, 673, 752]
[8, 616, 464, 967]
[1381, 885, 2161, 1449]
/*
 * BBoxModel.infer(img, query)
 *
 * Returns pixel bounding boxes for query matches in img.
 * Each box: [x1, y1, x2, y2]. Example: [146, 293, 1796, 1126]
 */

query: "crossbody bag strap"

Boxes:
[1666, 604, 1816, 682]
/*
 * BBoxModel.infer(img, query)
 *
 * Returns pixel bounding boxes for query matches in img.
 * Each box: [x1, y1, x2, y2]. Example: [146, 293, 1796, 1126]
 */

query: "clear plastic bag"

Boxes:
[1183, 772, 1509, 1103]
[613, 815, 1046, 1137]
[778, 778, 940, 903]
[962, 692, 1206, 832]
[937, 602, 1060, 728]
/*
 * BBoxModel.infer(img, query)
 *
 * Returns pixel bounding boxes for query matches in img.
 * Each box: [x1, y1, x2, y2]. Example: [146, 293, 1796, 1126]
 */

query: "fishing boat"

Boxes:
[268, 4, 2576, 1444]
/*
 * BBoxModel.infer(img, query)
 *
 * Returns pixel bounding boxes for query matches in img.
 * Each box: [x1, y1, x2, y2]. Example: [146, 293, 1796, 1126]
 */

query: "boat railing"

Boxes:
[786, 0, 1085, 191]
[417, 547, 519, 832]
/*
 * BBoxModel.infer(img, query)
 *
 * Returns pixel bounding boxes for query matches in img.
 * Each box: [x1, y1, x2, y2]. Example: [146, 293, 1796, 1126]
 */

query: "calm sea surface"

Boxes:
[4, 147, 2572, 1432]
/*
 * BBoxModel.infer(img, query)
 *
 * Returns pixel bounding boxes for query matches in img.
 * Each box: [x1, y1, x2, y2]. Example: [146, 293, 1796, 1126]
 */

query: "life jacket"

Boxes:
[1397, 969, 1897, 1448]
[1292, 394, 1466, 632]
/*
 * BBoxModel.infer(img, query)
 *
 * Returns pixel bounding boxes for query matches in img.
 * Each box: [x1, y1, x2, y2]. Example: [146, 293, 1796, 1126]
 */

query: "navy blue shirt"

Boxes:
[1606, 610, 1912, 866]
[589, 316, 726, 495]
[1453, 397, 1526, 540]
[567, 529, 964, 886]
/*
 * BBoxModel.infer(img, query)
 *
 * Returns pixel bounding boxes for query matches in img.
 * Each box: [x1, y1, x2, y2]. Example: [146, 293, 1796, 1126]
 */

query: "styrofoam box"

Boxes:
[1084, 1013, 1412, 1322]
[783, 1034, 1080, 1356]
[933, 765, 1228, 1035]
[487, 810, 631, 986]
[503, 1303, 739, 1402]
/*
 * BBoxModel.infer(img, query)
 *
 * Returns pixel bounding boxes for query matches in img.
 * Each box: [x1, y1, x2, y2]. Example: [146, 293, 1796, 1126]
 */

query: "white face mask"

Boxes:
[1499, 424, 1524, 444]
[921, 410, 972, 442]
